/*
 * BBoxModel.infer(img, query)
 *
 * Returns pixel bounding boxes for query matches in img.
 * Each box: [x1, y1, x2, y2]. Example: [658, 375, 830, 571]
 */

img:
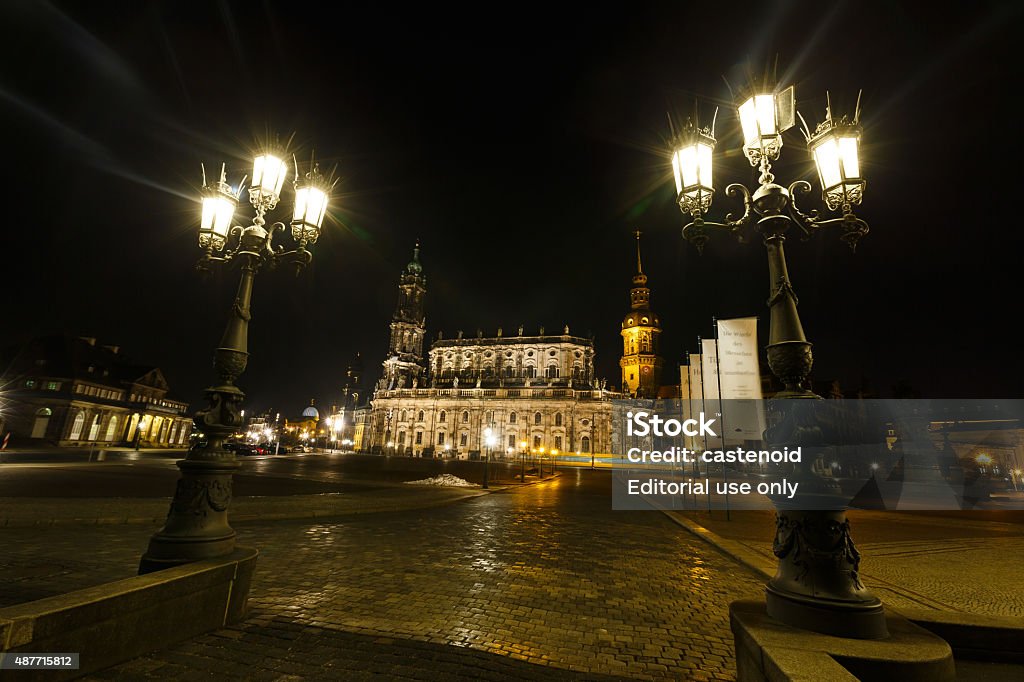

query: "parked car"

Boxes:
[293, 444, 311, 453]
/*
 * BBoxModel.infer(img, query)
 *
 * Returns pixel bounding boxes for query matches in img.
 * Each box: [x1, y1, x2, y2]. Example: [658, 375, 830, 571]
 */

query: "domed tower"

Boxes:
[302, 399, 320, 420]
[381, 242, 427, 390]
[620, 230, 663, 398]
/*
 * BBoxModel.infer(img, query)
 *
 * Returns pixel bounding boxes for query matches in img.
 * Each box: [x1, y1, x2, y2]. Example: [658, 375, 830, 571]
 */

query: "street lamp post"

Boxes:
[671, 85, 886, 638]
[483, 425, 496, 489]
[140, 147, 332, 574]
[519, 440, 527, 482]
[133, 417, 145, 451]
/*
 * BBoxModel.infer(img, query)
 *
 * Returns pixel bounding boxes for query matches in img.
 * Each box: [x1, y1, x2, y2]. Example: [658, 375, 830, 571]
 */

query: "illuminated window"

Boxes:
[69, 412, 85, 440]
[555, 436, 562, 449]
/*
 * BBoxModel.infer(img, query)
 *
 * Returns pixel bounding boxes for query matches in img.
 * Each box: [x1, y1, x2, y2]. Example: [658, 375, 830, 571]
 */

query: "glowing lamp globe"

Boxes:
[671, 125, 716, 216]
[808, 120, 864, 211]
[250, 153, 289, 210]
[199, 186, 237, 250]
[738, 87, 794, 165]
[292, 180, 329, 245]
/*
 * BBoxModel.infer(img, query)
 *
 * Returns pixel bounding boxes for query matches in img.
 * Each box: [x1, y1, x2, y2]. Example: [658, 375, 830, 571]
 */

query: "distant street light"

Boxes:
[670, 83, 884, 638]
[483, 426, 497, 489]
[140, 146, 333, 574]
[519, 440, 528, 482]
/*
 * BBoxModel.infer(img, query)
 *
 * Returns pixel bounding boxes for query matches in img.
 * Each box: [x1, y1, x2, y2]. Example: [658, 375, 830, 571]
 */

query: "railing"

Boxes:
[375, 387, 622, 401]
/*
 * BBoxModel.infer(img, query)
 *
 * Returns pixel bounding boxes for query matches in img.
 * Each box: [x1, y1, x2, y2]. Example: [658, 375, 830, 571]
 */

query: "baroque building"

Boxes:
[619, 231, 663, 398]
[355, 245, 623, 457]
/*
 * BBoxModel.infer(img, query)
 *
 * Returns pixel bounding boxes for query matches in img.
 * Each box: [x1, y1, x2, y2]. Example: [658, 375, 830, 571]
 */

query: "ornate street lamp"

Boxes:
[670, 85, 885, 638]
[140, 145, 334, 574]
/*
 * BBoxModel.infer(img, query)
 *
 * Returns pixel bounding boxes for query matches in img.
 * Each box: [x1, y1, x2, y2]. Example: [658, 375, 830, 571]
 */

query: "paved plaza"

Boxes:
[2, 470, 764, 680]
[2, 458, 1022, 680]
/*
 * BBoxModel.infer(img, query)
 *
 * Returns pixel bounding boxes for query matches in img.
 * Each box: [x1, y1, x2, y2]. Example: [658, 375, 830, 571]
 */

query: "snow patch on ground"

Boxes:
[404, 474, 475, 487]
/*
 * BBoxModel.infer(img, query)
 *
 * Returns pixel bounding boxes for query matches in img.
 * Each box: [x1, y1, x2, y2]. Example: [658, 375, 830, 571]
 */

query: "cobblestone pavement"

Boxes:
[673, 509, 1024, 617]
[4, 470, 765, 680]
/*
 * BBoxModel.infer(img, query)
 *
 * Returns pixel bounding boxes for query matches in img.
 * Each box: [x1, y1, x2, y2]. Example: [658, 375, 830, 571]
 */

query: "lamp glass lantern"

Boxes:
[250, 153, 289, 210]
[291, 178, 329, 245]
[808, 121, 864, 211]
[738, 87, 794, 164]
[199, 186, 237, 250]
[671, 126, 716, 216]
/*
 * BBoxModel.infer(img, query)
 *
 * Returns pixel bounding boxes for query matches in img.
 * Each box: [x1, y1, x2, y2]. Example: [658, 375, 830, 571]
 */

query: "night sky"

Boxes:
[2, 1, 1021, 416]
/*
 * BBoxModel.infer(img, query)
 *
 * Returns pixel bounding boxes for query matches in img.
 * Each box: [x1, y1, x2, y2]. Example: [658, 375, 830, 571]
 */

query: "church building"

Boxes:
[355, 237, 664, 457]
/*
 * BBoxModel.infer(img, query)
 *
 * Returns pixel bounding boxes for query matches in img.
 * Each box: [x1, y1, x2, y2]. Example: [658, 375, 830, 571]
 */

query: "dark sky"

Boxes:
[2, 1, 1020, 415]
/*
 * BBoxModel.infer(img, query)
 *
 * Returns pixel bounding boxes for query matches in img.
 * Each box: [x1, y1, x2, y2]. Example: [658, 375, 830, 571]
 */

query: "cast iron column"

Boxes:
[139, 255, 257, 574]
[753, 189, 887, 638]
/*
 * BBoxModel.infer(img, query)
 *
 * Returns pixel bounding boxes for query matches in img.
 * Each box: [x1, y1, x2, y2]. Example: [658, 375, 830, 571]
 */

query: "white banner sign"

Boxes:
[715, 317, 766, 442]
[686, 354, 703, 451]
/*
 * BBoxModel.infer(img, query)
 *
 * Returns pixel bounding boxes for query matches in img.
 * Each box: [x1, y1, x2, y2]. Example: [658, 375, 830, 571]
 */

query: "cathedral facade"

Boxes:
[354, 238, 662, 457]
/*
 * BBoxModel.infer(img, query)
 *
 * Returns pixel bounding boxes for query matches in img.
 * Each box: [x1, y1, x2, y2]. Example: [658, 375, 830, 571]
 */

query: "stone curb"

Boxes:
[659, 510, 776, 581]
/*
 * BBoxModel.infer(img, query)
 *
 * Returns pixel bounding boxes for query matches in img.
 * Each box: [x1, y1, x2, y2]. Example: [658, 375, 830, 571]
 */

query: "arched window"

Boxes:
[400, 410, 407, 422]
[581, 436, 591, 452]
[546, 365, 559, 378]
[462, 411, 469, 423]
[418, 410, 425, 421]
[69, 412, 85, 440]
[86, 415, 102, 440]
[439, 411, 447, 423]
[534, 412, 542, 425]
[104, 415, 118, 442]
[509, 412, 517, 424]
[533, 435, 542, 448]
[524, 366, 537, 379]
[555, 413, 563, 427]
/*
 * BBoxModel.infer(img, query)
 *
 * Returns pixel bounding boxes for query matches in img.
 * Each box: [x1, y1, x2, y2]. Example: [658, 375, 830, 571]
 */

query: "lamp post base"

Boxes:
[139, 456, 240, 575]
[765, 507, 888, 639]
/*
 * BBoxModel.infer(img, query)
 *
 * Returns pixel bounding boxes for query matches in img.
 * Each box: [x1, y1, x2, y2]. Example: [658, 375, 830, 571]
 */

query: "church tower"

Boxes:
[620, 231, 663, 398]
[381, 242, 427, 390]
